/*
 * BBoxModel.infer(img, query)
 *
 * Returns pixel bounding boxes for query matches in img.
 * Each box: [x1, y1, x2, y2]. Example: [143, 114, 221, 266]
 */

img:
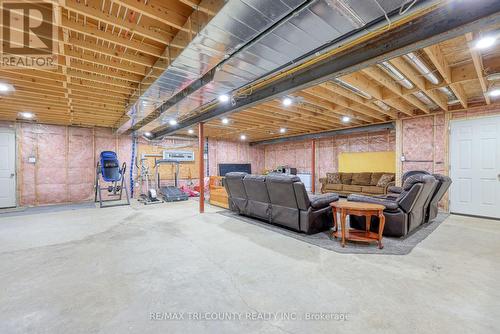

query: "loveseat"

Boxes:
[320, 172, 395, 196]
[224, 172, 339, 234]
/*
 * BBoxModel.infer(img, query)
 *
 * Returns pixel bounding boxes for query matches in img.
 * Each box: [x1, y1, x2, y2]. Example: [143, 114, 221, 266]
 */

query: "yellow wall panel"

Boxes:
[338, 151, 395, 173]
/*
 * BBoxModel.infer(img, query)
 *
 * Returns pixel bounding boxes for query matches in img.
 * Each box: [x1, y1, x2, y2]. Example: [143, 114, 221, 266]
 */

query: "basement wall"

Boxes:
[263, 130, 396, 191]
[1, 121, 264, 207]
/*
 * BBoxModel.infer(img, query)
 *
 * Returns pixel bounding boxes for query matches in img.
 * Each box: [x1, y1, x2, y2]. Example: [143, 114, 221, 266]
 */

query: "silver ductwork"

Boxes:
[404, 52, 440, 85]
[372, 100, 391, 111]
[413, 91, 435, 106]
[333, 78, 372, 99]
[119, 0, 434, 134]
[378, 61, 414, 89]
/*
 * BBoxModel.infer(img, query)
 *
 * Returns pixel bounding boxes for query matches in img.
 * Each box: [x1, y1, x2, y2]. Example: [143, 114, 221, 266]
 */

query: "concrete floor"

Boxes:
[0, 200, 499, 334]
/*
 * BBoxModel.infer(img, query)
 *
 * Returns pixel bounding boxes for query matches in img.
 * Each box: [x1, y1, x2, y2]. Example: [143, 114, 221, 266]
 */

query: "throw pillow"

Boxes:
[377, 173, 395, 188]
[326, 172, 341, 184]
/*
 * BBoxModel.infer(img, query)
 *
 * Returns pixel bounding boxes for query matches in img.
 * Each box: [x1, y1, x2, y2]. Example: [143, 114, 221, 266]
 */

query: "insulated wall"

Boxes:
[18, 124, 132, 206]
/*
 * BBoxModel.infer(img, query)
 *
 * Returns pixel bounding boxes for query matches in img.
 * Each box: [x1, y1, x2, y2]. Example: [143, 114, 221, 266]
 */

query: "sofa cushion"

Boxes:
[377, 173, 395, 188]
[347, 194, 399, 211]
[325, 184, 343, 191]
[370, 172, 384, 186]
[361, 186, 385, 194]
[340, 172, 353, 184]
[351, 172, 372, 185]
[326, 172, 341, 184]
[309, 193, 339, 209]
[342, 184, 362, 192]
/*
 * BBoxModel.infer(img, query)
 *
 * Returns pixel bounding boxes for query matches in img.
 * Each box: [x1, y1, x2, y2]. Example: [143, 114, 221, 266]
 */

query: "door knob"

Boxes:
[10, 173, 15, 178]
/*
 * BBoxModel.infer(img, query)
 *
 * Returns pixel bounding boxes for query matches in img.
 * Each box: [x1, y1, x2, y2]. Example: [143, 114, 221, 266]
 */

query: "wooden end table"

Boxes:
[330, 201, 386, 249]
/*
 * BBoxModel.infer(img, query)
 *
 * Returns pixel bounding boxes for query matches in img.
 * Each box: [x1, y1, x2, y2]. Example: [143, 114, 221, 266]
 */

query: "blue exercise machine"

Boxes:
[94, 151, 130, 208]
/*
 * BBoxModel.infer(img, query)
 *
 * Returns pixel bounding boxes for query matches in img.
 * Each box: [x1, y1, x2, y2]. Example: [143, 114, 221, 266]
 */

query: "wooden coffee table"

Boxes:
[330, 201, 386, 249]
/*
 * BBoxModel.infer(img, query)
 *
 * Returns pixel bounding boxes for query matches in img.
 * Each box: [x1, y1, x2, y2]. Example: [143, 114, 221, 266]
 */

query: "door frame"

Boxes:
[0, 126, 17, 208]
[448, 114, 500, 218]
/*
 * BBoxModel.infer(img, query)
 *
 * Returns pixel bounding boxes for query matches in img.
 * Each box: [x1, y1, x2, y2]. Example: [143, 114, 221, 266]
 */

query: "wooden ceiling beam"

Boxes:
[362, 67, 430, 113]
[63, 0, 177, 46]
[424, 44, 468, 108]
[465, 32, 491, 104]
[62, 16, 165, 59]
[388, 57, 448, 111]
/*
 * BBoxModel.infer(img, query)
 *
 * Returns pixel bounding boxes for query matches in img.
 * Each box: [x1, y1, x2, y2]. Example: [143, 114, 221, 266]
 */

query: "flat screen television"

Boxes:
[219, 163, 251, 176]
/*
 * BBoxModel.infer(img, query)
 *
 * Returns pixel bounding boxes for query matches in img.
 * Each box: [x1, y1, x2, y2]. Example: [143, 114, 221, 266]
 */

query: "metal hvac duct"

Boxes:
[378, 61, 415, 89]
[119, 0, 422, 134]
[404, 52, 440, 85]
[333, 78, 372, 99]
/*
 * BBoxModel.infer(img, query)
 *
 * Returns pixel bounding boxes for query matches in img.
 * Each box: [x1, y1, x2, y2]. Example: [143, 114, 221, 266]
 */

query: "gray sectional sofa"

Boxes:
[224, 172, 339, 234]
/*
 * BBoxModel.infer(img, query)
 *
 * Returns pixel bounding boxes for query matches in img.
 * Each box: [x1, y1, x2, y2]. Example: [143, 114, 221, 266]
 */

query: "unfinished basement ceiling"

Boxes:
[179, 27, 500, 142]
[0, 0, 223, 127]
[120, 0, 421, 135]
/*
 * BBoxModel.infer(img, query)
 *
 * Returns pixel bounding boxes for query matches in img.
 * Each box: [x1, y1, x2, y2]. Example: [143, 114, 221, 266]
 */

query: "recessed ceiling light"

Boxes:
[279, 127, 286, 134]
[240, 134, 246, 140]
[476, 36, 496, 49]
[19, 112, 34, 119]
[282, 97, 292, 106]
[221, 118, 229, 124]
[489, 88, 500, 97]
[188, 129, 194, 134]
[168, 119, 177, 126]
[144, 131, 152, 137]
[218, 94, 229, 103]
[0, 83, 14, 93]
[342, 116, 351, 123]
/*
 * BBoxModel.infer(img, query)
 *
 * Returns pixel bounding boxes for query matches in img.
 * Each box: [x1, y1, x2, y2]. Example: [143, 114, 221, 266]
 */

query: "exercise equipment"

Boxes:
[154, 159, 189, 202]
[136, 158, 163, 205]
[95, 151, 130, 208]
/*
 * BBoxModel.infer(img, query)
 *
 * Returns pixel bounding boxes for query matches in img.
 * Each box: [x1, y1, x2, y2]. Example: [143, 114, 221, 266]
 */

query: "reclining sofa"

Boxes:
[347, 172, 451, 237]
[224, 172, 339, 234]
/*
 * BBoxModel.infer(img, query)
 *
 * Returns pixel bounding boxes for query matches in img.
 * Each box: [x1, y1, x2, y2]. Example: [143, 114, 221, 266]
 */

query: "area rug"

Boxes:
[218, 210, 449, 255]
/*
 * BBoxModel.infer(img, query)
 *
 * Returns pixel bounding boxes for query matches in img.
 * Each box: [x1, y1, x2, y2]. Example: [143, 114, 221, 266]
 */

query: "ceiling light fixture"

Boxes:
[489, 88, 500, 97]
[282, 97, 292, 106]
[144, 132, 152, 137]
[18, 112, 34, 119]
[342, 116, 351, 123]
[168, 119, 178, 126]
[218, 94, 229, 103]
[188, 129, 194, 134]
[0, 83, 14, 93]
[279, 128, 286, 134]
[476, 36, 496, 49]
[240, 134, 246, 140]
[221, 118, 229, 124]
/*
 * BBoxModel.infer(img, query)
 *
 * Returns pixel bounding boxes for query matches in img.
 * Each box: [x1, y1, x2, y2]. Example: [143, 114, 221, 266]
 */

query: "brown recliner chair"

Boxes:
[426, 174, 452, 222]
[225, 173, 339, 234]
[348, 174, 437, 237]
[224, 172, 248, 214]
[242, 174, 270, 221]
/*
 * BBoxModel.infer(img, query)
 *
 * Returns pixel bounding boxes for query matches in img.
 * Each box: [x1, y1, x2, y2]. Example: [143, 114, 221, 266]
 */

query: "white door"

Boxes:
[450, 116, 500, 218]
[0, 129, 16, 208]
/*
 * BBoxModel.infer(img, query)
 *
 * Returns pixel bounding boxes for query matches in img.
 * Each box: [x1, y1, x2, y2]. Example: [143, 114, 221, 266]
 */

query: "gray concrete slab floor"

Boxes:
[0, 199, 499, 334]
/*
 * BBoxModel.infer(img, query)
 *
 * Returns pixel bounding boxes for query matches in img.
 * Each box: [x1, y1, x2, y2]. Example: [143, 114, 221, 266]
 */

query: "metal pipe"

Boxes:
[250, 123, 394, 146]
